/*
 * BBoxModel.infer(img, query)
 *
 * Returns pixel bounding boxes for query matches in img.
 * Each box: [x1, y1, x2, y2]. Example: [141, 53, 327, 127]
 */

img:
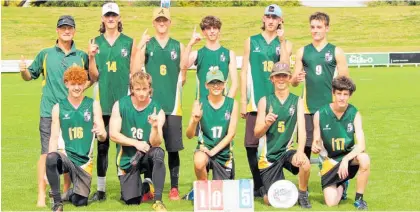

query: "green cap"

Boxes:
[206, 67, 225, 83]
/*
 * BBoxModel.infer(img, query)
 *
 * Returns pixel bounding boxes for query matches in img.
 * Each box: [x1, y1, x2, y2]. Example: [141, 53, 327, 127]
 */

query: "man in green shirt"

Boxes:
[291, 12, 349, 160]
[184, 15, 238, 99]
[186, 69, 238, 181]
[312, 76, 370, 210]
[240, 4, 292, 197]
[133, 7, 185, 200]
[254, 62, 311, 208]
[46, 66, 106, 211]
[109, 71, 167, 211]
[88, 2, 136, 201]
[19, 15, 89, 207]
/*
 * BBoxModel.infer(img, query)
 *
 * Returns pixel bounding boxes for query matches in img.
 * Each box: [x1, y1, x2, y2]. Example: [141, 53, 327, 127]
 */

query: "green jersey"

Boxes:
[197, 97, 234, 168]
[28, 41, 89, 117]
[116, 96, 162, 172]
[58, 97, 95, 175]
[195, 46, 230, 99]
[302, 43, 337, 114]
[258, 93, 299, 169]
[319, 104, 357, 162]
[246, 34, 281, 112]
[145, 37, 182, 116]
[94, 33, 133, 115]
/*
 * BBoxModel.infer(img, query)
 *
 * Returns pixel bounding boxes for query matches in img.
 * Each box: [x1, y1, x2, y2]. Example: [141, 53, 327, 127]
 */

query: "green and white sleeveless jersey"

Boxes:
[116, 96, 162, 174]
[94, 33, 133, 115]
[319, 104, 357, 162]
[197, 97, 234, 168]
[195, 46, 230, 99]
[246, 34, 281, 112]
[59, 97, 95, 175]
[145, 37, 182, 116]
[302, 43, 337, 114]
[258, 93, 299, 169]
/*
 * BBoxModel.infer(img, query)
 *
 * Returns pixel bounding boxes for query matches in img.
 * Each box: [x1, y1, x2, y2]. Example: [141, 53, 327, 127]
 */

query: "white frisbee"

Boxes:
[267, 180, 298, 208]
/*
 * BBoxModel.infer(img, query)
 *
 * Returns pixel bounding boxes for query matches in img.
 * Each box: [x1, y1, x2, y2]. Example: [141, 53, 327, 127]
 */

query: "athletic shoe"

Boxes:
[297, 191, 312, 209]
[182, 188, 194, 201]
[169, 187, 180, 200]
[142, 178, 155, 202]
[61, 188, 73, 202]
[90, 191, 106, 202]
[341, 180, 349, 200]
[354, 199, 368, 210]
[152, 200, 167, 211]
[51, 202, 63, 212]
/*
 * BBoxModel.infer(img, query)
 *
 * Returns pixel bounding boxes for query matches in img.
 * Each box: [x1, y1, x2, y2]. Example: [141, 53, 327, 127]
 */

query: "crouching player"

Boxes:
[186, 69, 238, 180]
[46, 66, 107, 211]
[254, 62, 311, 208]
[312, 76, 370, 210]
[109, 71, 167, 211]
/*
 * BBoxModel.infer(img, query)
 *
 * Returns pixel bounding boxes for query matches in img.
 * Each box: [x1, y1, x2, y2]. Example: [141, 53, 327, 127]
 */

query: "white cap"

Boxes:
[102, 2, 120, 16]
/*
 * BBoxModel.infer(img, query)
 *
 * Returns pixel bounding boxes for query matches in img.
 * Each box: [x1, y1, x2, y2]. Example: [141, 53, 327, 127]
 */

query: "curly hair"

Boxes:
[130, 71, 153, 96]
[200, 16, 222, 30]
[63, 65, 88, 84]
[332, 76, 356, 95]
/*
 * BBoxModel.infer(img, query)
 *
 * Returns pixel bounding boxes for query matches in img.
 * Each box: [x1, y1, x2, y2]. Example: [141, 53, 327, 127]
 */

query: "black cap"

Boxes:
[57, 15, 75, 28]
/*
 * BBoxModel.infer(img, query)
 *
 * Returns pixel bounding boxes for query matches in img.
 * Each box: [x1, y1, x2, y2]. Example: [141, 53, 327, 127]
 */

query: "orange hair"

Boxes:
[63, 65, 88, 84]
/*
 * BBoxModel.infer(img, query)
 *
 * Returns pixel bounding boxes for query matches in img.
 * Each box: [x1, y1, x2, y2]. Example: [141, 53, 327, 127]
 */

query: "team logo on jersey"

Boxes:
[63, 113, 70, 120]
[150, 52, 154, 57]
[347, 123, 354, 133]
[276, 46, 281, 56]
[220, 52, 225, 62]
[225, 110, 231, 120]
[171, 49, 177, 60]
[121, 48, 128, 57]
[323, 124, 331, 131]
[289, 105, 295, 116]
[253, 46, 260, 53]
[325, 51, 333, 62]
[84, 110, 91, 122]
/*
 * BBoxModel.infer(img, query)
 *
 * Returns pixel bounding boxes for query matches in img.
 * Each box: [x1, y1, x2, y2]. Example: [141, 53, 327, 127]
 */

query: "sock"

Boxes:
[355, 192, 363, 201]
[298, 189, 308, 196]
[97, 177, 106, 192]
[168, 151, 180, 189]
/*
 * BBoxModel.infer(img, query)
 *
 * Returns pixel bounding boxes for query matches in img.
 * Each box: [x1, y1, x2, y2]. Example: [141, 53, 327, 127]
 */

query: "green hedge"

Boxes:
[368, 0, 419, 6]
[7, 0, 300, 7]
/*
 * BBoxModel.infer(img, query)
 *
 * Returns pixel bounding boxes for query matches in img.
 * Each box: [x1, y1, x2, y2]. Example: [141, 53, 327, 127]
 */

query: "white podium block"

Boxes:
[194, 179, 254, 212]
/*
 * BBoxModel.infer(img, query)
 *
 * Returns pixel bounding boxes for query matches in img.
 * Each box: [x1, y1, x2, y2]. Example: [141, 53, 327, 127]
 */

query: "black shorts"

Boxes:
[163, 115, 184, 152]
[40, 117, 52, 154]
[321, 159, 359, 190]
[260, 150, 299, 195]
[245, 112, 259, 147]
[195, 150, 235, 180]
[207, 158, 235, 180]
[119, 147, 164, 201]
[57, 152, 92, 197]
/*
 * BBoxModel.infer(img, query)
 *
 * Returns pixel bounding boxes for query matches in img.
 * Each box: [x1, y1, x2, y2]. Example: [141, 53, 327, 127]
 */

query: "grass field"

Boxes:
[2, 6, 420, 59]
[1, 5, 420, 211]
[2, 67, 420, 211]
